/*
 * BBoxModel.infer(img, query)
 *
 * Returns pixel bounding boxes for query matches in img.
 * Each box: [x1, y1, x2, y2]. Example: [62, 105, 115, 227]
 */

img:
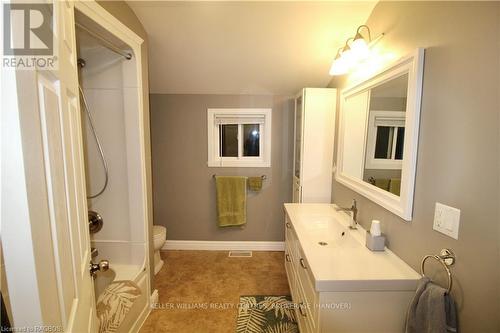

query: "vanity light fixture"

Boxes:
[351, 25, 372, 60]
[340, 37, 354, 62]
[329, 38, 355, 76]
[329, 47, 349, 75]
[329, 25, 384, 76]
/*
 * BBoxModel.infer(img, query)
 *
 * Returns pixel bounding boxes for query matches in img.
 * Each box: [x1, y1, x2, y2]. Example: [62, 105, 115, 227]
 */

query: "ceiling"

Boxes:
[128, 1, 377, 95]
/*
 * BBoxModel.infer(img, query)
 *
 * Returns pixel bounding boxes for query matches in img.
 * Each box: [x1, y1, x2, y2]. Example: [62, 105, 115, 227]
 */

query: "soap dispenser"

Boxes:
[366, 220, 386, 251]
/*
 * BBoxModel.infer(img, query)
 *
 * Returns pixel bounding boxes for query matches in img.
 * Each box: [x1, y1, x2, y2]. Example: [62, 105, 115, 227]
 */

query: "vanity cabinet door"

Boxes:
[292, 176, 302, 203]
[292, 266, 309, 333]
[293, 93, 304, 203]
[284, 245, 297, 301]
[284, 216, 300, 304]
[296, 247, 319, 330]
[293, 94, 304, 181]
[284, 218, 299, 262]
[295, 276, 317, 333]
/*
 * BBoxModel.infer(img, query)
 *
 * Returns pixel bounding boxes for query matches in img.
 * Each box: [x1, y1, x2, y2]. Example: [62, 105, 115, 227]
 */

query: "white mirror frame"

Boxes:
[335, 48, 425, 221]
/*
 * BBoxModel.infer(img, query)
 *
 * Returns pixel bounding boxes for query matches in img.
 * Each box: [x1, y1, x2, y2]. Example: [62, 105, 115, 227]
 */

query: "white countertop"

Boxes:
[284, 203, 421, 292]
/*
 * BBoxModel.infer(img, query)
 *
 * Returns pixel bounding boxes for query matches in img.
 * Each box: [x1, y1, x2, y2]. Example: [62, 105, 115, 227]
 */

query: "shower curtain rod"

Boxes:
[76, 22, 132, 60]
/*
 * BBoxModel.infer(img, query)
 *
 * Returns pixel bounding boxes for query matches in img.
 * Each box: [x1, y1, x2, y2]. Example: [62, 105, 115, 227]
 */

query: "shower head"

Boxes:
[77, 58, 86, 68]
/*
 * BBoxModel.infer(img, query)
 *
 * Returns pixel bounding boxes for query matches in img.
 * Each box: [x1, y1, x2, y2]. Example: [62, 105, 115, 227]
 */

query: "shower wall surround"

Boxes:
[80, 51, 142, 243]
[97, 0, 154, 286]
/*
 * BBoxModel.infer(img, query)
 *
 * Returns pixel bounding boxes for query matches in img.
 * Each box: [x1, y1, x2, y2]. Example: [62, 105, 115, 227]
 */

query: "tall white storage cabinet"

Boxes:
[293, 88, 337, 203]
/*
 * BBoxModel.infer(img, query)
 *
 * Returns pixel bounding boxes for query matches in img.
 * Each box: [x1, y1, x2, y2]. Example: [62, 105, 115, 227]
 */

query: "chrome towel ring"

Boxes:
[420, 248, 456, 293]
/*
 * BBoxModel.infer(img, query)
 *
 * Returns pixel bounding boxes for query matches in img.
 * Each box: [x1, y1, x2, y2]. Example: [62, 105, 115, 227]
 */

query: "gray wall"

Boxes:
[329, 2, 500, 331]
[369, 97, 406, 111]
[150, 94, 293, 241]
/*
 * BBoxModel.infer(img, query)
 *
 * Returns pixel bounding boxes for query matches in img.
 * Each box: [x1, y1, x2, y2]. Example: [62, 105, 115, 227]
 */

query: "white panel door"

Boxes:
[2, 1, 96, 332]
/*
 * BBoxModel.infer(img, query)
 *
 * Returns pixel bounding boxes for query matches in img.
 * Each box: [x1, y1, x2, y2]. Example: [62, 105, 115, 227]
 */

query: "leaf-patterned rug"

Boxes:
[236, 295, 298, 333]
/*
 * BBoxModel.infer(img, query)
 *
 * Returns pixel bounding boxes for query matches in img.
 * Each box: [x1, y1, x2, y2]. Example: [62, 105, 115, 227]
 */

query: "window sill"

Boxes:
[207, 161, 271, 168]
[365, 160, 403, 170]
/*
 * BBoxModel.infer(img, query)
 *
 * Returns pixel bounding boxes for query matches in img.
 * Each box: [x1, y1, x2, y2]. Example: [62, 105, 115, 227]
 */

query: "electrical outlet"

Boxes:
[433, 202, 460, 239]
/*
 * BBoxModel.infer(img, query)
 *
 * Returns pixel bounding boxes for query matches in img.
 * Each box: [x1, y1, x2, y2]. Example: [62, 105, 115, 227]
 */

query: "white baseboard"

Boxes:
[162, 240, 285, 251]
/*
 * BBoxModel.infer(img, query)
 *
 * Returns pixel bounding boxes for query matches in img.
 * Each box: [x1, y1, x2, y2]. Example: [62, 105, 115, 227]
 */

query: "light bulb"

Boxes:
[351, 37, 370, 60]
[329, 55, 350, 75]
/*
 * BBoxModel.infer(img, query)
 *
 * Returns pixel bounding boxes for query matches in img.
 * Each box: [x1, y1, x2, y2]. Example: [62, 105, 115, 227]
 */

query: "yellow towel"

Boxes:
[215, 176, 247, 227]
[374, 178, 390, 191]
[247, 177, 263, 192]
[389, 178, 401, 196]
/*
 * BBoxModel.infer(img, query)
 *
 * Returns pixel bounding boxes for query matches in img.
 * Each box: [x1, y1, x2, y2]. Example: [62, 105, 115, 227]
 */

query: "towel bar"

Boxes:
[212, 174, 267, 180]
[420, 248, 456, 293]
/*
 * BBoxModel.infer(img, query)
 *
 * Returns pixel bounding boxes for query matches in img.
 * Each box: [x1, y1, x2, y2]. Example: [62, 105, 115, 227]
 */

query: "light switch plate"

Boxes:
[433, 202, 460, 239]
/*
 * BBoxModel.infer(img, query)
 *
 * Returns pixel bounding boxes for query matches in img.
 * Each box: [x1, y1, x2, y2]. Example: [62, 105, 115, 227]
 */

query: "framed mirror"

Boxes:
[335, 48, 425, 221]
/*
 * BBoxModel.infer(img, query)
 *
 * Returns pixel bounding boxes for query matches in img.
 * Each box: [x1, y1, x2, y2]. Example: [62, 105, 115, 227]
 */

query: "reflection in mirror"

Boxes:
[363, 74, 408, 196]
[336, 48, 424, 220]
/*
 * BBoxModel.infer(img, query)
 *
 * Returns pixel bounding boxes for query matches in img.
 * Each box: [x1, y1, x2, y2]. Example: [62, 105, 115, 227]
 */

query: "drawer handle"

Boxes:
[285, 222, 291, 229]
[298, 302, 307, 317]
[285, 254, 291, 262]
[299, 258, 307, 269]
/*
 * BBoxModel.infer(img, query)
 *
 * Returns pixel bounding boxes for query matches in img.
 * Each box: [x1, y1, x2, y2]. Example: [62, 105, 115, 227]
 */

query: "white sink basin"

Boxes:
[284, 203, 421, 292]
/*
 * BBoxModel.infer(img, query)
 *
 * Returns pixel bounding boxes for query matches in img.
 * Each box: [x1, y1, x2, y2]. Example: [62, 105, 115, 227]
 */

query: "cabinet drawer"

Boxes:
[295, 272, 317, 333]
[296, 246, 319, 329]
[284, 218, 299, 261]
[284, 245, 297, 301]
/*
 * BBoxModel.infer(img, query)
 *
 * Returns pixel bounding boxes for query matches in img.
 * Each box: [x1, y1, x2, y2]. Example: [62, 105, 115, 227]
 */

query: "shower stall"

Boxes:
[75, 7, 150, 331]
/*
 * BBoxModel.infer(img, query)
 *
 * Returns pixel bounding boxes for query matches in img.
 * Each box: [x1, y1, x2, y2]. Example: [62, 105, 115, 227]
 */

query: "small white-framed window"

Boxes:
[365, 110, 405, 170]
[207, 108, 272, 167]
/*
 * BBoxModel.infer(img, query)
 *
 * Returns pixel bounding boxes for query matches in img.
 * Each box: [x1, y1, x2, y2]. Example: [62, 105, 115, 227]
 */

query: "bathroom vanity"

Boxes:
[284, 203, 420, 333]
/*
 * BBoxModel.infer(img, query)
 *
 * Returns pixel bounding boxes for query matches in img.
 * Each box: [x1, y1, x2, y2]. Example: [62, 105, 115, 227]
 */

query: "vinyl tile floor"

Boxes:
[139, 250, 290, 333]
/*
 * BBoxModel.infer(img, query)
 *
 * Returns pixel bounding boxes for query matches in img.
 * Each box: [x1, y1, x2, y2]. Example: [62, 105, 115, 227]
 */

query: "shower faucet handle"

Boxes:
[88, 210, 104, 234]
[89, 259, 109, 276]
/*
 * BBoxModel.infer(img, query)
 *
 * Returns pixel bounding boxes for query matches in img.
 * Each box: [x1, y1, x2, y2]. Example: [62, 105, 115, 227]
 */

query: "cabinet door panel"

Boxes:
[293, 94, 303, 179]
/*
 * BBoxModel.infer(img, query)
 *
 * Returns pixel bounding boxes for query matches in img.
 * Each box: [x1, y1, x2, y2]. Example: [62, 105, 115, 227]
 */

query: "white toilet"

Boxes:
[153, 225, 167, 275]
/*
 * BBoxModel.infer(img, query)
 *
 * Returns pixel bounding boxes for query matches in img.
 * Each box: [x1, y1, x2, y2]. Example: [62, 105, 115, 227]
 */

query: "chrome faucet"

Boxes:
[335, 199, 358, 229]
